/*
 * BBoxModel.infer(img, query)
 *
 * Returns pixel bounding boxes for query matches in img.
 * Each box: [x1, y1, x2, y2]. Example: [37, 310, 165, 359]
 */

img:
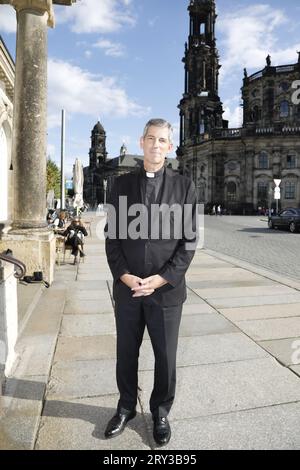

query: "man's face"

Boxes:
[140, 125, 173, 170]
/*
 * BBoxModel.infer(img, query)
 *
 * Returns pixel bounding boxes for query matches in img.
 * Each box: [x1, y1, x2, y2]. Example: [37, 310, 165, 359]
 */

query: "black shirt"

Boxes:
[140, 166, 165, 207]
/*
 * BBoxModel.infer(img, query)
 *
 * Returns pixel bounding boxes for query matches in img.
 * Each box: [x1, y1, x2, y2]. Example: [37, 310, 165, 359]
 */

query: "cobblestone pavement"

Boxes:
[203, 215, 300, 281]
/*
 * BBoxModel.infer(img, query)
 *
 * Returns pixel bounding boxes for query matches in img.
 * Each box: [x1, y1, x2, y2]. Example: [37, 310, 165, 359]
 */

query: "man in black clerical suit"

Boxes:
[104, 119, 197, 446]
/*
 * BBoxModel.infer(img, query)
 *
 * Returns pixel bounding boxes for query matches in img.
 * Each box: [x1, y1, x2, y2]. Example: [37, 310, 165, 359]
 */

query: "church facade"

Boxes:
[177, 0, 300, 213]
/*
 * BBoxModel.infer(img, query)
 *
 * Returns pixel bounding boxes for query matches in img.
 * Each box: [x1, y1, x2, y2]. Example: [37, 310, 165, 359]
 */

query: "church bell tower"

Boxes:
[178, 0, 227, 155]
[89, 121, 107, 169]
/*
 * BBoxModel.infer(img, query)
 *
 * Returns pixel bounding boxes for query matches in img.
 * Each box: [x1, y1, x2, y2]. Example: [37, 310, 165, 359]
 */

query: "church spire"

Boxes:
[186, 0, 219, 96]
[178, 0, 226, 151]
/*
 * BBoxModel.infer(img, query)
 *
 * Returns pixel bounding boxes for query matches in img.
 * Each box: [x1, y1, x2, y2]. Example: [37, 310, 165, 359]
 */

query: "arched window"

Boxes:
[287, 154, 296, 169]
[285, 181, 296, 200]
[280, 101, 289, 118]
[257, 181, 268, 201]
[227, 182, 237, 201]
[258, 152, 269, 169]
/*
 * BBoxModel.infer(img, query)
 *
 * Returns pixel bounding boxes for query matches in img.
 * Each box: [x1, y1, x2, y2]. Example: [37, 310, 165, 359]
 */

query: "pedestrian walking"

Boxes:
[104, 118, 197, 446]
[217, 204, 222, 216]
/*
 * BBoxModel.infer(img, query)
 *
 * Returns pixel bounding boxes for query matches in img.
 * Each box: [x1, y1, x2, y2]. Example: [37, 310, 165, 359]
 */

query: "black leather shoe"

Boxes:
[153, 416, 171, 446]
[104, 409, 136, 439]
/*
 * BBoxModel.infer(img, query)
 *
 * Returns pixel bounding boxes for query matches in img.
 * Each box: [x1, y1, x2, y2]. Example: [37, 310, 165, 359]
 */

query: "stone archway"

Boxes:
[0, 125, 8, 221]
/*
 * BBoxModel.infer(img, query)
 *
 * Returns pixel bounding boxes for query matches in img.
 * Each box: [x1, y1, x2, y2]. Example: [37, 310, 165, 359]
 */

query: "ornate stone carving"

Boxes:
[0, 88, 13, 127]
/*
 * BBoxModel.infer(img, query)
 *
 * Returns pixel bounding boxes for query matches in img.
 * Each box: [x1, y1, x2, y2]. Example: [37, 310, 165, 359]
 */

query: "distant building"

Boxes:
[177, 0, 300, 213]
[83, 121, 178, 207]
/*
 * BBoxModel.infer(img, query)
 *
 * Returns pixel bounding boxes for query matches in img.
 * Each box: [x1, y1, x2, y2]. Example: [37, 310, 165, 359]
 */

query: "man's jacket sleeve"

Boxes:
[159, 179, 198, 287]
[105, 181, 130, 281]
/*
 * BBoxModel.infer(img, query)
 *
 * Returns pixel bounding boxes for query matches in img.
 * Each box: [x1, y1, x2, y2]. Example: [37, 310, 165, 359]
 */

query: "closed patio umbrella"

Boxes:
[73, 158, 84, 216]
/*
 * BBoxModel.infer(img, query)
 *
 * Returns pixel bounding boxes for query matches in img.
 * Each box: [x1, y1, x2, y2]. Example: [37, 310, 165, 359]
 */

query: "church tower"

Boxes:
[89, 121, 107, 169]
[178, 0, 227, 156]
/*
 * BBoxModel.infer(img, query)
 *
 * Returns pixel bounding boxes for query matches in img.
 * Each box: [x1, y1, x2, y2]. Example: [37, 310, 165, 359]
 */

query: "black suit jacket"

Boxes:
[105, 167, 197, 307]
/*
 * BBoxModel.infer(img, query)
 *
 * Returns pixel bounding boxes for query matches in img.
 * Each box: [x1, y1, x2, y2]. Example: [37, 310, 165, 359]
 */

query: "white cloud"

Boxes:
[223, 101, 243, 129]
[218, 4, 296, 77]
[272, 46, 300, 65]
[171, 121, 180, 148]
[0, 5, 16, 33]
[56, 0, 136, 34]
[84, 50, 92, 59]
[93, 39, 125, 58]
[47, 59, 150, 129]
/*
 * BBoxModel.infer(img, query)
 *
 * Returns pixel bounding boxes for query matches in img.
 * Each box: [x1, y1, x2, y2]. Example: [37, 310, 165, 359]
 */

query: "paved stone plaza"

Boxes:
[1, 213, 300, 450]
[204, 215, 300, 281]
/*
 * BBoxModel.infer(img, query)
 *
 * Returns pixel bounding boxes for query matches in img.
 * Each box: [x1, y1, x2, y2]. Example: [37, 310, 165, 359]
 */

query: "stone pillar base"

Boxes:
[0, 229, 56, 285]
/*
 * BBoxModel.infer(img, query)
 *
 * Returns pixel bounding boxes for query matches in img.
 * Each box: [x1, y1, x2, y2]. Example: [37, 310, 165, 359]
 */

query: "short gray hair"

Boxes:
[143, 119, 173, 144]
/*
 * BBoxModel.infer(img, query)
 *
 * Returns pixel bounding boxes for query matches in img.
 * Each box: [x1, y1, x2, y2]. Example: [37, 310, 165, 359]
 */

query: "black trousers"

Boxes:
[114, 297, 182, 418]
[66, 235, 83, 256]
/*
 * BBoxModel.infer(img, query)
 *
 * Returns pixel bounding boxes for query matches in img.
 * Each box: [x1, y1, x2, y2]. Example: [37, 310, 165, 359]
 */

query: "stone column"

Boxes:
[12, 1, 54, 228]
[0, 1, 55, 283]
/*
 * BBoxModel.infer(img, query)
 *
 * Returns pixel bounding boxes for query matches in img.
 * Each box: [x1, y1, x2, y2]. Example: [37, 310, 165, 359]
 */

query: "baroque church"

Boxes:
[84, 0, 300, 213]
[177, 0, 300, 213]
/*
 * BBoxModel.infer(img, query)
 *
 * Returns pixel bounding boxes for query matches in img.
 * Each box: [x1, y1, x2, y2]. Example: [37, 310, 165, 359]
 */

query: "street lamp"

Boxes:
[268, 186, 273, 216]
[274, 178, 281, 215]
[103, 178, 107, 205]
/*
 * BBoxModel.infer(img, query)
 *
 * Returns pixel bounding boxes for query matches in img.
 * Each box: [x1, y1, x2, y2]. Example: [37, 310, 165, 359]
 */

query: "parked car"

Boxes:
[268, 208, 300, 233]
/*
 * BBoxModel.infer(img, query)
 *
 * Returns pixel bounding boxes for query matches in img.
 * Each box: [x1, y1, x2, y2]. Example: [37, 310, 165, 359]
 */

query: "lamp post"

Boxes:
[60, 109, 65, 210]
[103, 178, 107, 206]
[268, 186, 273, 216]
[274, 179, 281, 215]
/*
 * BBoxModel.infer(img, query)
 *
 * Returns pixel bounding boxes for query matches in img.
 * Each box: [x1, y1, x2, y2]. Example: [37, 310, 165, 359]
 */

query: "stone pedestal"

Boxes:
[0, 262, 18, 390]
[0, 229, 56, 285]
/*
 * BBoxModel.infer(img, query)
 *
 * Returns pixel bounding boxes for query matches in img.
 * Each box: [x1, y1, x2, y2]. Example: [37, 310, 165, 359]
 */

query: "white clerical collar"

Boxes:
[143, 166, 165, 179]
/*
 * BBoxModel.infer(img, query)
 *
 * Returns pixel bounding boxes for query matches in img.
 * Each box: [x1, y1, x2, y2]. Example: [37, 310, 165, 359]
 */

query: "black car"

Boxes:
[268, 208, 300, 233]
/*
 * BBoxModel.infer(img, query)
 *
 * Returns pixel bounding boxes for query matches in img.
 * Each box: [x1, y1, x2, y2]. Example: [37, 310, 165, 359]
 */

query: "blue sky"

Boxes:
[1, 0, 300, 176]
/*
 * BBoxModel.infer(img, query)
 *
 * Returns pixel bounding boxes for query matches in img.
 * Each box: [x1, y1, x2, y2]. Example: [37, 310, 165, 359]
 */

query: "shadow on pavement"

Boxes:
[3, 377, 46, 401]
[42, 400, 150, 446]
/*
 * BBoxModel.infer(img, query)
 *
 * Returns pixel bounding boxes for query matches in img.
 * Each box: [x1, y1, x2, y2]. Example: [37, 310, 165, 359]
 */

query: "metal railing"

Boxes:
[0, 251, 26, 279]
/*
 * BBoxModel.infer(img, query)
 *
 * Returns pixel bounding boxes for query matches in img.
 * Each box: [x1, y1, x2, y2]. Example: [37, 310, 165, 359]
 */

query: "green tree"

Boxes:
[46, 157, 61, 198]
